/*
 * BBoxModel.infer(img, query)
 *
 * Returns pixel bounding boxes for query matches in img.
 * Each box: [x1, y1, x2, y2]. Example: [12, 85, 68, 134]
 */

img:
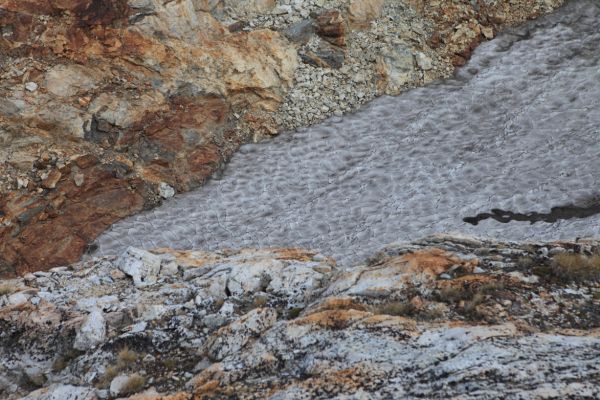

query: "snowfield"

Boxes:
[94, 0, 600, 266]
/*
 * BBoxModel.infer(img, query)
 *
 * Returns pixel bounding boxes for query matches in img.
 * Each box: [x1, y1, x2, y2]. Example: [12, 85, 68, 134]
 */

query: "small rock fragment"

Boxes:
[481, 26, 495, 39]
[41, 170, 62, 189]
[159, 182, 175, 199]
[73, 173, 85, 187]
[159, 259, 179, 277]
[8, 292, 30, 306]
[410, 295, 424, 310]
[25, 82, 38, 92]
[17, 177, 29, 189]
[109, 374, 143, 397]
[416, 52, 433, 70]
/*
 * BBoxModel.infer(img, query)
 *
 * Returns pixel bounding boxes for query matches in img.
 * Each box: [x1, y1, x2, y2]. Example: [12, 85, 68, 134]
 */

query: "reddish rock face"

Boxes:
[0, 0, 298, 276]
[0, 161, 148, 276]
[0, 93, 251, 276]
[409, 0, 549, 67]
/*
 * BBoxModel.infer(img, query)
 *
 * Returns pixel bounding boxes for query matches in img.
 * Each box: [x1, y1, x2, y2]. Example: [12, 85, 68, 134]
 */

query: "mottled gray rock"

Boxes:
[73, 308, 106, 351]
[378, 42, 416, 89]
[76, 296, 119, 312]
[158, 182, 175, 199]
[283, 20, 315, 44]
[116, 247, 162, 287]
[207, 308, 277, 360]
[20, 385, 97, 400]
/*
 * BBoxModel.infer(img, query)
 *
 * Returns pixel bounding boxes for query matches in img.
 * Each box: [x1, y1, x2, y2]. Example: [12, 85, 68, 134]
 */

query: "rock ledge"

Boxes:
[1, 235, 599, 399]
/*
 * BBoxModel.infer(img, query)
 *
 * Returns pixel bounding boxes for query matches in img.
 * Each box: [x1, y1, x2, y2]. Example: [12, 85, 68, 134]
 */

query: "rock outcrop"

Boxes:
[1, 235, 599, 399]
[0, 0, 565, 275]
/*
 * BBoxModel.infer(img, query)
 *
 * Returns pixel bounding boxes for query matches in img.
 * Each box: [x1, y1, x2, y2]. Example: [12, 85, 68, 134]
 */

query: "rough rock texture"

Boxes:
[0, 0, 296, 276]
[0, 0, 565, 276]
[1, 235, 599, 399]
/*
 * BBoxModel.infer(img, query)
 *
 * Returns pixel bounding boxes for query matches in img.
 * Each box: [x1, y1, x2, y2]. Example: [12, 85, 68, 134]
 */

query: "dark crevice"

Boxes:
[464, 200, 600, 225]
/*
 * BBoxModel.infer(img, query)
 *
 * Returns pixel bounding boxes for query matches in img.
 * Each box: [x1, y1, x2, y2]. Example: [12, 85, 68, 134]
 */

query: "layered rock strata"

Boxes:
[0, 0, 565, 275]
[1, 235, 599, 399]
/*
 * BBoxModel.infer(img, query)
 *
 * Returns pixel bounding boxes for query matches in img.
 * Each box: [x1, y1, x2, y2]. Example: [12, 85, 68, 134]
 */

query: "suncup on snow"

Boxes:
[95, 0, 600, 267]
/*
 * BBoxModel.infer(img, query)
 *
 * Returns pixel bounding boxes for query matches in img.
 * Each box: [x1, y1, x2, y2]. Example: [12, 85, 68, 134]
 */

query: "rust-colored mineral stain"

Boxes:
[396, 248, 459, 275]
[294, 309, 370, 329]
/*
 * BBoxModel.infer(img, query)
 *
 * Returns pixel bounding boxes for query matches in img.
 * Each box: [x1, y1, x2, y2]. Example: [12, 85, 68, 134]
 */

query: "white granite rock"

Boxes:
[116, 247, 162, 287]
[158, 182, 175, 199]
[73, 308, 106, 351]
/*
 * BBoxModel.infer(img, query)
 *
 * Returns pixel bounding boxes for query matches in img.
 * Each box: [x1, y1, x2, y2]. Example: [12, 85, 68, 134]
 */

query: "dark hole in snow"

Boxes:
[84, 243, 99, 255]
[464, 199, 600, 225]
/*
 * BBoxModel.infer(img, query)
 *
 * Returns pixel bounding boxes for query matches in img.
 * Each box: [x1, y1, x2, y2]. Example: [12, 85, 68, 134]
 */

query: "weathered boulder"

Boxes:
[73, 308, 106, 351]
[348, 0, 385, 28]
[116, 247, 162, 287]
[376, 42, 418, 93]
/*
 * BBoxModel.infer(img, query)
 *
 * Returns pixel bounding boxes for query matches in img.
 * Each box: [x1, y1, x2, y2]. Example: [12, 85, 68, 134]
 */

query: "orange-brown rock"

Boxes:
[407, 0, 556, 69]
[347, 0, 385, 29]
[316, 9, 346, 46]
[0, 162, 148, 276]
[0, 0, 297, 276]
[308, 296, 368, 313]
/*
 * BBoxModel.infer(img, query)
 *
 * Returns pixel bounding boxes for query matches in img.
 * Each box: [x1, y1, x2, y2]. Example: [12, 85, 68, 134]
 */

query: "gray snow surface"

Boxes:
[94, 0, 600, 266]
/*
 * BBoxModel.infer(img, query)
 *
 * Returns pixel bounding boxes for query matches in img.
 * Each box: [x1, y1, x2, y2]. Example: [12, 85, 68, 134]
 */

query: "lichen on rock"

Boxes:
[1, 235, 599, 399]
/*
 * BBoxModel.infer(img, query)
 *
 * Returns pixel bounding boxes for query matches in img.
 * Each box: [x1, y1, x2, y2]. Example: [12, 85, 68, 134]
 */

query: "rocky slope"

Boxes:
[1, 235, 599, 399]
[0, 0, 565, 276]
